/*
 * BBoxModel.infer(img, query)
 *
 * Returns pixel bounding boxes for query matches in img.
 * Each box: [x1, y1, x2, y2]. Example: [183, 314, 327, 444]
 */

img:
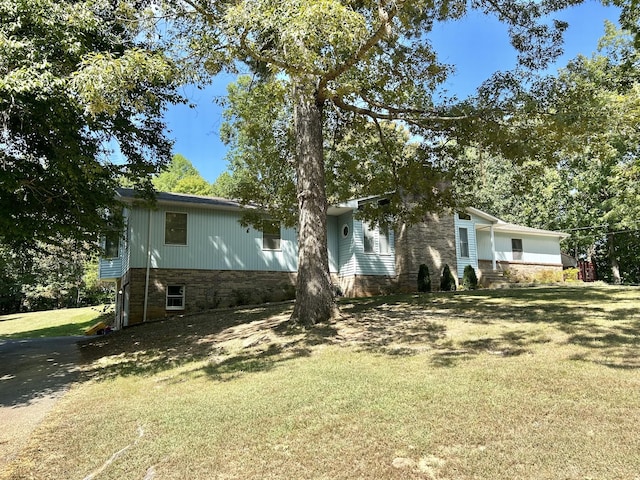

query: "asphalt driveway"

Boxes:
[0, 336, 86, 466]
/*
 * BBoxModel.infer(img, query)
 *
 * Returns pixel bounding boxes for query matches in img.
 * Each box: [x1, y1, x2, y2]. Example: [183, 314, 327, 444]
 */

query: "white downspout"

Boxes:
[143, 209, 152, 323]
[490, 224, 497, 271]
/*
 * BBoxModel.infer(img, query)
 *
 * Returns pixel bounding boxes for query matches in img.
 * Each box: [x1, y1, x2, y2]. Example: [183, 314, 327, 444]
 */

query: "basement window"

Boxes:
[166, 285, 185, 310]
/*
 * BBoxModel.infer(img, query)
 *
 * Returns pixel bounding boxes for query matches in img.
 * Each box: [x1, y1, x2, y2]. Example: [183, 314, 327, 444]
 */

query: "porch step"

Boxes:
[481, 271, 509, 288]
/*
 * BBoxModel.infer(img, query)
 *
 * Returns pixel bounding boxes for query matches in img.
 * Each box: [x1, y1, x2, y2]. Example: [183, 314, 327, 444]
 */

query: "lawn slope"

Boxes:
[3, 286, 639, 480]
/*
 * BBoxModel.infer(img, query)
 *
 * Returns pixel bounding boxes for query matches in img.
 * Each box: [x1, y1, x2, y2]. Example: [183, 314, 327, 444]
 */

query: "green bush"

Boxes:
[417, 264, 431, 292]
[563, 268, 580, 282]
[462, 265, 478, 290]
[440, 264, 456, 291]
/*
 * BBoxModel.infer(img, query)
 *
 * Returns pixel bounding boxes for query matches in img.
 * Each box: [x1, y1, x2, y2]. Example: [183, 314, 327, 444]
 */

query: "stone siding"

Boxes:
[125, 268, 297, 324]
[394, 212, 458, 292]
[338, 275, 398, 298]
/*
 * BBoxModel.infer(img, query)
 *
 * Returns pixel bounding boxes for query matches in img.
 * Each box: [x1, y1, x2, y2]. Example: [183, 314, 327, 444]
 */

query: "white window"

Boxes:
[459, 227, 469, 258]
[363, 222, 375, 253]
[166, 285, 185, 310]
[165, 212, 187, 245]
[262, 220, 281, 250]
[512, 239, 523, 260]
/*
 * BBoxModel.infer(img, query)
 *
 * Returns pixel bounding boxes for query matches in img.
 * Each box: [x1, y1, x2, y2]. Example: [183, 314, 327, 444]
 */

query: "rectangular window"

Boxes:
[104, 233, 119, 258]
[165, 212, 187, 245]
[363, 222, 375, 253]
[166, 285, 185, 310]
[512, 238, 523, 260]
[459, 227, 469, 258]
[379, 227, 390, 255]
[458, 212, 471, 221]
[262, 220, 281, 250]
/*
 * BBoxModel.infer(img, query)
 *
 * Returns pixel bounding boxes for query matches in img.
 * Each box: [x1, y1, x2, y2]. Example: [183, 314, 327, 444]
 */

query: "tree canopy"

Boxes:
[163, 0, 602, 325]
[0, 0, 180, 249]
[471, 24, 640, 283]
[153, 154, 214, 196]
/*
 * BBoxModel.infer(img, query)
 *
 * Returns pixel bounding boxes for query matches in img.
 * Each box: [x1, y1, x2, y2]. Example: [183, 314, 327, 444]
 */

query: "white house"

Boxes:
[99, 189, 568, 327]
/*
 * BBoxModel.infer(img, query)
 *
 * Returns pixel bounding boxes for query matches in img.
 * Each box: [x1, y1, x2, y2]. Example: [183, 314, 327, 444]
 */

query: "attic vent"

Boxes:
[458, 212, 471, 221]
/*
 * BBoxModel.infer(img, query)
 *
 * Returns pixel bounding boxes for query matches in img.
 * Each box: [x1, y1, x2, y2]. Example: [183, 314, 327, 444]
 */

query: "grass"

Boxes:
[0, 305, 113, 339]
[3, 285, 640, 479]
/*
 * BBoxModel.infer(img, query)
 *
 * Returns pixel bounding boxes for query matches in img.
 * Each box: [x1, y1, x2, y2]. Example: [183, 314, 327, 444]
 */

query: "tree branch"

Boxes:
[317, 0, 402, 99]
[329, 94, 469, 126]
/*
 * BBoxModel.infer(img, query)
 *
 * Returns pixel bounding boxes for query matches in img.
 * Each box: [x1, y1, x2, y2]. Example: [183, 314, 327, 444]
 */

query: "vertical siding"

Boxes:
[129, 206, 300, 272]
[352, 219, 395, 276]
[122, 208, 131, 275]
[454, 215, 479, 277]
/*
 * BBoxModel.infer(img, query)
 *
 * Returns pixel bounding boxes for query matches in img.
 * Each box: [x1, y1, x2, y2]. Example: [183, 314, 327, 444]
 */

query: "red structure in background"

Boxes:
[578, 260, 596, 282]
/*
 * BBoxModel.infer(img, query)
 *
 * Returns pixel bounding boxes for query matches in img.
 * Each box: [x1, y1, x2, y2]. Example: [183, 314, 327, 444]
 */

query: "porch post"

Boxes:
[490, 225, 497, 271]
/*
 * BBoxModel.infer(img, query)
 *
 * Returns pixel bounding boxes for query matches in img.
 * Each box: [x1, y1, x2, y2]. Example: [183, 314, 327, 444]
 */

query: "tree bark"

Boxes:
[290, 82, 337, 326]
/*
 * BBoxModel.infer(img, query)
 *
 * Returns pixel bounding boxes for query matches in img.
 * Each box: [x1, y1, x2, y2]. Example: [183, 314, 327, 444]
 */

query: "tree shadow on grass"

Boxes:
[79, 286, 640, 381]
[79, 303, 336, 383]
[337, 286, 640, 369]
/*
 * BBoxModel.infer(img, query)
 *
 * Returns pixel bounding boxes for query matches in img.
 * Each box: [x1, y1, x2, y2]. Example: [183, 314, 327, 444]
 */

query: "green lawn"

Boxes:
[0, 305, 113, 339]
[3, 285, 640, 479]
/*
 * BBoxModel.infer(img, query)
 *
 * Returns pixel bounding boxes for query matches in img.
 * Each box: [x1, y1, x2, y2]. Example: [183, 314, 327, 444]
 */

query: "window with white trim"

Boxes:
[165, 212, 187, 245]
[166, 285, 185, 310]
[459, 227, 469, 258]
[262, 220, 281, 250]
[512, 238, 523, 260]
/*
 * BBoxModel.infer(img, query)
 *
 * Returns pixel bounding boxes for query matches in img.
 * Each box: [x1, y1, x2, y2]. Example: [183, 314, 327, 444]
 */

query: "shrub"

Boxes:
[417, 264, 431, 293]
[440, 264, 456, 291]
[462, 265, 478, 290]
[563, 268, 580, 282]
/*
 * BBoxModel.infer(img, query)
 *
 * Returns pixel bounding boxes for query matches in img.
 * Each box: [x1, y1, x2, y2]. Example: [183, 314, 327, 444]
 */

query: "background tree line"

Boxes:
[1, 0, 637, 320]
[469, 24, 640, 284]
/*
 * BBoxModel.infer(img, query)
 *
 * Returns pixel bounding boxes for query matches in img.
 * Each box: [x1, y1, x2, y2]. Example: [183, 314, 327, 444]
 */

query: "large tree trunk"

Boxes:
[290, 83, 337, 326]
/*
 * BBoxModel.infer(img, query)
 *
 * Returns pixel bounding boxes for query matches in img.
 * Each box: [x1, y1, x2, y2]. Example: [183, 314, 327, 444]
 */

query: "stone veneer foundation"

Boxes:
[122, 268, 297, 325]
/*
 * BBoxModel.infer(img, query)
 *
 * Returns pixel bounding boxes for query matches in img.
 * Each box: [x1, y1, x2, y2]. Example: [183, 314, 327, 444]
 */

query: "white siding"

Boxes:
[477, 228, 562, 265]
[491, 233, 562, 264]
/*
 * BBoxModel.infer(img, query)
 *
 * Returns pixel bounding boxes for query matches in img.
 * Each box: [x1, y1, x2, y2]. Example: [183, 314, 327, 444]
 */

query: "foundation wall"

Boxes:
[125, 268, 297, 325]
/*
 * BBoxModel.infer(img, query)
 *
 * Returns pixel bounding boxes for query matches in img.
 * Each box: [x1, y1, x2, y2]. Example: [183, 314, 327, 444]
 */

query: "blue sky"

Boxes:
[162, 2, 621, 183]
